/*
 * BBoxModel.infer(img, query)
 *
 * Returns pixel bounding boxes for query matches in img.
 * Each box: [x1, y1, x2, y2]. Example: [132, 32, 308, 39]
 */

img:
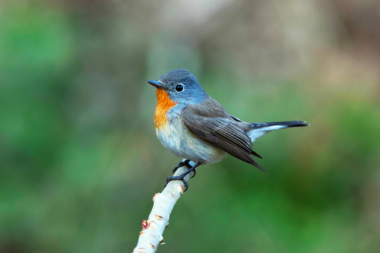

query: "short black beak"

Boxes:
[148, 80, 162, 89]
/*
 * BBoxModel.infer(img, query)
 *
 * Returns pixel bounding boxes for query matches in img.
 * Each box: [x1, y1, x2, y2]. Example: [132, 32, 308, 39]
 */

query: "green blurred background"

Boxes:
[1, 0, 380, 252]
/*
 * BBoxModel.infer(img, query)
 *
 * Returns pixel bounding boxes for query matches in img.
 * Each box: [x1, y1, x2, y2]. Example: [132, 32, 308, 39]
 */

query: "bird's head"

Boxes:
[148, 69, 207, 105]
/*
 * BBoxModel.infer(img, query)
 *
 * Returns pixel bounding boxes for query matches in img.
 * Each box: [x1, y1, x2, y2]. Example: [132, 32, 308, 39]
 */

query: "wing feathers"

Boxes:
[181, 102, 264, 171]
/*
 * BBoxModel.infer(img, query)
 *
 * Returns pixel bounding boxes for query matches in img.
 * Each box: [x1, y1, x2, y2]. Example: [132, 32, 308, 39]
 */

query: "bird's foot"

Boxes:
[164, 162, 202, 192]
[172, 159, 191, 174]
[165, 174, 189, 192]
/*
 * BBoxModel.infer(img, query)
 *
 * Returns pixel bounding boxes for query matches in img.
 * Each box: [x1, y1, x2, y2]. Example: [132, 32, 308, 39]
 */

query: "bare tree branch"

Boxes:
[132, 161, 195, 253]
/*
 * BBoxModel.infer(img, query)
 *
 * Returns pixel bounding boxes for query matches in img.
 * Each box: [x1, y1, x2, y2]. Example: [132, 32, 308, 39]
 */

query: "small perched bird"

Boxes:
[148, 69, 308, 190]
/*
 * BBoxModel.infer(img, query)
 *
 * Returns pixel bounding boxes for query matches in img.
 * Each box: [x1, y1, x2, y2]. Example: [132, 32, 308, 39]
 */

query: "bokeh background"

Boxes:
[1, 0, 380, 252]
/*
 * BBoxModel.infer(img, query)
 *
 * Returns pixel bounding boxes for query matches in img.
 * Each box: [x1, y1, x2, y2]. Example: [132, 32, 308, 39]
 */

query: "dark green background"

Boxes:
[1, 1, 380, 252]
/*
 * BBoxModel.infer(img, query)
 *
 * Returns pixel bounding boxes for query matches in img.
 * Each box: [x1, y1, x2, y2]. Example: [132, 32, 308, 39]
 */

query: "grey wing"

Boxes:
[181, 106, 265, 172]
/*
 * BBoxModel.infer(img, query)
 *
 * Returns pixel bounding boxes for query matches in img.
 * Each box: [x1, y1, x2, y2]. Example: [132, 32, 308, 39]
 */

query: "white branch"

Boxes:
[132, 161, 195, 253]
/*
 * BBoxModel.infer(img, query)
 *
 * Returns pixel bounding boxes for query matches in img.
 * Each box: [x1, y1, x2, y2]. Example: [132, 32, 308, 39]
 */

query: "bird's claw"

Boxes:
[190, 170, 196, 178]
[164, 161, 201, 192]
[164, 176, 189, 192]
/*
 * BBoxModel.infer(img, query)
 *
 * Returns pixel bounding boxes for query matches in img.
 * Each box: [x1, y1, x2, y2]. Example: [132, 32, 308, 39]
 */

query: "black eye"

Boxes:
[175, 84, 184, 92]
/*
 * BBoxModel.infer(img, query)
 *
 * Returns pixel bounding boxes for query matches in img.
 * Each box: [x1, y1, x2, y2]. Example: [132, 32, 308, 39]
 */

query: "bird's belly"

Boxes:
[156, 121, 226, 164]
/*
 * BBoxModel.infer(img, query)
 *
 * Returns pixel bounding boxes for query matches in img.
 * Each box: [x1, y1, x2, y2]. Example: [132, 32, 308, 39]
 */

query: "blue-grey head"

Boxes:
[148, 69, 208, 104]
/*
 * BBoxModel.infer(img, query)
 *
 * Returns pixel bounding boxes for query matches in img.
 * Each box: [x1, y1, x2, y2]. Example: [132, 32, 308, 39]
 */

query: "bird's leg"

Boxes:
[172, 159, 191, 174]
[165, 162, 202, 192]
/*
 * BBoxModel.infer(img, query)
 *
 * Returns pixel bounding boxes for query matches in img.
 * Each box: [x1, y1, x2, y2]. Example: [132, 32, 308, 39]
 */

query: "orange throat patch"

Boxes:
[154, 89, 177, 129]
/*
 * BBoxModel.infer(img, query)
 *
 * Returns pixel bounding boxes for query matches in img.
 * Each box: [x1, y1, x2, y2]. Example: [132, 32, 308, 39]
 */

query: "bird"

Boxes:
[148, 69, 309, 191]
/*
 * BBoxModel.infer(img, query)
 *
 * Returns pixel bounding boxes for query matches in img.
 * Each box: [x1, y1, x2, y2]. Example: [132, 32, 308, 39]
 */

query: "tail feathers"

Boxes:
[247, 120, 309, 143]
[249, 159, 267, 173]
[251, 150, 263, 159]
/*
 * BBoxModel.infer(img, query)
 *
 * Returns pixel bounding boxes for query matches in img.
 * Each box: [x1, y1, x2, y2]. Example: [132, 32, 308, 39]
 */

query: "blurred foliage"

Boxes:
[1, 0, 380, 252]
